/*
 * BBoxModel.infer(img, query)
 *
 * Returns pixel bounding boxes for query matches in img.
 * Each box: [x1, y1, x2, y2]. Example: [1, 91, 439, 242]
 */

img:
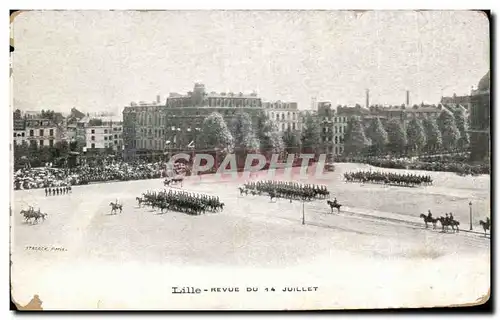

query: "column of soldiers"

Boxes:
[139, 189, 224, 215]
[45, 186, 72, 197]
[243, 180, 330, 200]
[344, 171, 433, 187]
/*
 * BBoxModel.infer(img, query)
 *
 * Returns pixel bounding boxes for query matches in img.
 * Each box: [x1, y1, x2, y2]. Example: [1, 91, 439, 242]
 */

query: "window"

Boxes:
[104, 129, 108, 134]
[39, 129, 44, 137]
[114, 140, 118, 145]
[335, 146, 338, 155]
[13, 133, 16, 138]
[292, 123, 296, 130]
[30, 130, 34, 137]
[39, 140, 44, 146]
[335, 136, 338, 144]
[49, 129, 54, 136]
[30, 140, 36, 147]
[91, 136, 95, 141]
[21, 132, 25, 137]
[91, 129, 95, 134]
[49, 140, 54, 147]
[114, 134, 118, 139]
[281, 113, 285, 121]
[104, 136, 108, 141]
[281, 123, 285, 131]
[91, 143, 95, 149]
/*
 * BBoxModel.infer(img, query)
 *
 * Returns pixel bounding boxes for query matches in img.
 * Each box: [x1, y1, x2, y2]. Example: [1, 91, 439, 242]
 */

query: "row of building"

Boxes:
[12, 71, 490, 162]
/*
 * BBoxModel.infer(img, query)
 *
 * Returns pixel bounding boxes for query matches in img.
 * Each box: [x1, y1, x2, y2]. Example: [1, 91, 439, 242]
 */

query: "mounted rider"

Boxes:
[427, 210, 432, 219]
[449, 212, 454, 222]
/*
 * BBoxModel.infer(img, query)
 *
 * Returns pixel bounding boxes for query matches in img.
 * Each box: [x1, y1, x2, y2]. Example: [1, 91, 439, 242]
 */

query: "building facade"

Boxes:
[317, 103, 351, 155]
[263, 101, 300, 132]
[78, 116, 123, 152]
[122, 84, 266, 159]
[12, 111, 62, 147]
[469, 71, 490, 161]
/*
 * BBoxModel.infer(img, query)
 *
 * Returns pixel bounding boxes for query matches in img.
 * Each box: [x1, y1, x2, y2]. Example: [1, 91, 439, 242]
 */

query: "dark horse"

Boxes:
[438, 216, 460, 233]
[479, 219, 491, 237]
[327, 200, 342, 214]
[238, 187, 248, 196]
[269, 190, 277, 202]
[136, 197, 143, 207]
[419, 214, 438, 229]
[109, 202, 123, 215]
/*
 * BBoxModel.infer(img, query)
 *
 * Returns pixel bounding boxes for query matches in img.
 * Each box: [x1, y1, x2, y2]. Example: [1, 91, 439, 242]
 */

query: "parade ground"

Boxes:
[11, 163, 491, 310]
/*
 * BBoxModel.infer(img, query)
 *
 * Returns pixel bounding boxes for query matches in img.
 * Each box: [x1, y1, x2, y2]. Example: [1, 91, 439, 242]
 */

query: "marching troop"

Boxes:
[45, 185, 72, 196]
[241, 180, 330, 201]
[344, 171, 433, 187]
[137, 189, 224, 215]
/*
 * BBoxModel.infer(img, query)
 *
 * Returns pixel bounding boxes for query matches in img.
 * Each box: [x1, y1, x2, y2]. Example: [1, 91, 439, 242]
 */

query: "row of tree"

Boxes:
[195, 111, 321, 157]
[343, 107, 470, 156]
[13, 140, 80, 169]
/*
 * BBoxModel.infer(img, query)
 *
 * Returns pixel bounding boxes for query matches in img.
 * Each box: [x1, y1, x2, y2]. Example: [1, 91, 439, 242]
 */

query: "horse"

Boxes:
[479, 219, 491, 237]
[438, 217, 460, 233]
[419, 214, 438, 229]
[238, 187, 248, 196]
[269, 190, 278, 202]
[163, 179, 172, 187]
[109, 202, 122, 215]
[136, 197, 144, 207]
[326, 200, 342, 214]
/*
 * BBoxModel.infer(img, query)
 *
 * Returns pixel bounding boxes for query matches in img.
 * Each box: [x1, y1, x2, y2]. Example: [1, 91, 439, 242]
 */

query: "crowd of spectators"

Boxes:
[13, 160, 168, 190]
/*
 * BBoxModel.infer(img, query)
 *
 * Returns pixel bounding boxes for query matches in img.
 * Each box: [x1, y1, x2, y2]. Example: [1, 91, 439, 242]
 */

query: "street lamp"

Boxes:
[469, 201, 473, 231]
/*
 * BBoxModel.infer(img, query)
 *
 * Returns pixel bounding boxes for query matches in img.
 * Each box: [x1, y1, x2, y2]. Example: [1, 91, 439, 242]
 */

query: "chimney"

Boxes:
[365, 89, 370, 108]
[406, 90, 410, 106]
[156, 95, 161, 104]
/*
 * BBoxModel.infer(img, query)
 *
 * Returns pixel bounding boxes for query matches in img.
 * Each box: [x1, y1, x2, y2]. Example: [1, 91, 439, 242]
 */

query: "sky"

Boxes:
[12, 10, 489, 114]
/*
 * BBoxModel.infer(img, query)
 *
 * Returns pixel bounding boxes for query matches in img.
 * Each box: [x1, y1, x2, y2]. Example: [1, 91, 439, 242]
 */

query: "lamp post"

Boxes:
[469, 201, 473, 231]
[302, 199, 305, 225]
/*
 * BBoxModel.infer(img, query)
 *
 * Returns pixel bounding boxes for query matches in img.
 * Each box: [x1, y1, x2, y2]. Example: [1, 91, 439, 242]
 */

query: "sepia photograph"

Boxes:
[9, 9, 490, 310]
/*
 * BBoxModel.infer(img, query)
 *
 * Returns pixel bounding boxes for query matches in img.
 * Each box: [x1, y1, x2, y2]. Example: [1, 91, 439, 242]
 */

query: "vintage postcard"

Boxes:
[10, 10, 490, 310]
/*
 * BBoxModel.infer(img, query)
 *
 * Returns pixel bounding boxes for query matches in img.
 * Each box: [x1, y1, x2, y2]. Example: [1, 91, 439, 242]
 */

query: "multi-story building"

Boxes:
[78, 115, 123, 153]
[469, 71, 490, 161]
[122, 83, 266, 159]
[263, 101, 300, 132]
[441, 94, 471, 111]
[12, 112, 62, 148]
[122, 97, 167, 159]
[164, 83, 264, 149]
[317, 103, 352, 155]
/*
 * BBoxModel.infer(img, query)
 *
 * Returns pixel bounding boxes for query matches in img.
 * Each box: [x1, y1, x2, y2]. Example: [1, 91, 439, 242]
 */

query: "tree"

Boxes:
[282, 127, 301, 153]
[230, 111, 260, 152]
[437, 109, 460, 151]
[453, 106, 470, 150]
[300, 114, 321, 154]
[385, 118, 408, 155]
[256, 113, 284, 154]
[406, 118, 427, 155]
[366, 117, 388, 155]
[198, 112, 234, 150]
[343, 116, 369, 155]
[422, 118, 443, 152]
